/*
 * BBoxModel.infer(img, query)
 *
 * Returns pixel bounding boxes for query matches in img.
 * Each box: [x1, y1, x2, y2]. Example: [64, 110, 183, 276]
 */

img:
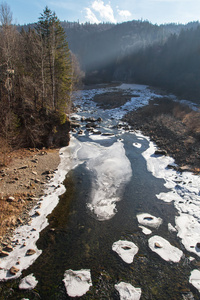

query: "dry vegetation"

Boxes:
[124, 97, 200, 172]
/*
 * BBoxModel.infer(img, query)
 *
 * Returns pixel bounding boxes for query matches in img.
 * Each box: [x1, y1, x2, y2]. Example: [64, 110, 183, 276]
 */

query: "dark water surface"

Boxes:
[0, 86, 199, 299]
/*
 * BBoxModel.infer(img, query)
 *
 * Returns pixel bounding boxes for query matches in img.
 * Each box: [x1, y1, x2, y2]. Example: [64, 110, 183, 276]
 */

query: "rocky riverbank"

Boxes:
[1, 84, 200, 257]
[123, 97, 200, 173]
[0, 148, 60, 249]
[92, 88, 200, 173]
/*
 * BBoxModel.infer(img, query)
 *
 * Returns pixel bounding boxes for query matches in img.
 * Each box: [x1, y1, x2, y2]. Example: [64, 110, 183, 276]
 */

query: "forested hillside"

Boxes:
[20, 18, 200, 102]
[62, 20, 200, 103]
[0, 5, 83, 165]
[114, 27, 200, 101]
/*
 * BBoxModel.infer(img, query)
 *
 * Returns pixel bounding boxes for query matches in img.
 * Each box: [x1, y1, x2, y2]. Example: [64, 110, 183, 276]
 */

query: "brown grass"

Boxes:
[173, 104, 200, 135]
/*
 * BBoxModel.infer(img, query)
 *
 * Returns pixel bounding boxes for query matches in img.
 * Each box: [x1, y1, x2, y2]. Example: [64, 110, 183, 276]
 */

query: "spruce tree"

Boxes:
[36, 6, 72, 116]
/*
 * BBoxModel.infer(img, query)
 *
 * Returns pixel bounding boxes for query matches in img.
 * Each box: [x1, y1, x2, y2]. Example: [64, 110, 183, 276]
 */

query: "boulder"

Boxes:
[196, 243, 200, 249]
[70, 122, 80, 128]
[0, 251, 10, 257]
[18, 165, 28, 170]
[154, 149, 167, 156]
[93, 130, 101, 135]
[3, 245, 13, 252]
[86, 122, 97, 128]
[85, 117, 96, 122]
[26, 249, 36, 256]
[154, 242, 162, 248]
[6, 196, 15, 202]
[10, 266, 20, 275]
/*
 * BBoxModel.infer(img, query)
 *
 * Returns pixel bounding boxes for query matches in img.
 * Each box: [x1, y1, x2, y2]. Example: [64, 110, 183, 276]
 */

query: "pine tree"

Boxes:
[36, 7, 72, 115]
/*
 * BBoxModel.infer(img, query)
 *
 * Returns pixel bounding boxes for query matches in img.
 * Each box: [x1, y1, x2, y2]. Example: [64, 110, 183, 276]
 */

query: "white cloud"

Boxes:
[85, 7, 100, 23]
[91, 0, 116, 23]
[117, 9, 132, 19]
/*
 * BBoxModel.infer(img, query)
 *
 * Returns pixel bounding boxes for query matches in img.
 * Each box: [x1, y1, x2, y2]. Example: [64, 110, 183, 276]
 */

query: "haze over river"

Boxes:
[0, 84, 200, 299]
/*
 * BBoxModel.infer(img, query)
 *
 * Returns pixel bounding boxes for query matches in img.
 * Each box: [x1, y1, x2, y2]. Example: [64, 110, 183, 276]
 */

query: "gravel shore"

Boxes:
[0, 148, 60, 247]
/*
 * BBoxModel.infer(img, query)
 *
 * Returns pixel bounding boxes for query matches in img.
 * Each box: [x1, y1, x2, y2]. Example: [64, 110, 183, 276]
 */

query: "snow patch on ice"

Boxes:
[83, 140, 132, 220]
[189, 269, 200, 292]
[148, 235, 183, 263]
[137, 213, 162, 229]
[133, 142, 142, 148]
[112, 240, 139, 264]
[115, 282, 142, 300]
[139, 225, 152, 235]
[19, 274, 38, 290]
[63, 269, 92, 297]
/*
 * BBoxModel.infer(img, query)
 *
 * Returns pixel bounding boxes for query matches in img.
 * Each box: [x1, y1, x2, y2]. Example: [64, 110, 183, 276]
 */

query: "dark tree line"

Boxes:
[72, 19, 200, 103]
[112, 26, 200, 102]
[0, 4, 83, 161]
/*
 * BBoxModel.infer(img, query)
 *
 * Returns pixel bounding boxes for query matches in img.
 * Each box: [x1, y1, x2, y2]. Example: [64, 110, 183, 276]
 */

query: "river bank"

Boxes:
[92, 86, 200, 173]
[123, 97, 200, 173]
[1, 83, 200, 263]
[1, 83, 200, 299]
[0, 148, 60, 248]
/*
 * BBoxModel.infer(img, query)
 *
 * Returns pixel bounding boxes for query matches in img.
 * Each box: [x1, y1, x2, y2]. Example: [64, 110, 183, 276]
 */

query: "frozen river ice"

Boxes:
[0, 84, 200, 299]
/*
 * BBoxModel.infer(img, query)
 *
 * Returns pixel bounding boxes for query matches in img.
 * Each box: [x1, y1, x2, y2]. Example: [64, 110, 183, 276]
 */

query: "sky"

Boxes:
[3, 0, 200, 25]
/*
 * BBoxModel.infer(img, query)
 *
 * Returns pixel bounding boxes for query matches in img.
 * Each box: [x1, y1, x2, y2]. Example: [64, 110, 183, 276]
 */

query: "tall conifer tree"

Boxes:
[36, 6, 72, 115]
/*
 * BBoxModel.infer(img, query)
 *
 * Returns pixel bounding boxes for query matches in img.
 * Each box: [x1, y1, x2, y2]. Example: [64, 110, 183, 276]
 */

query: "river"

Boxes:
[0, 83, 200, 299]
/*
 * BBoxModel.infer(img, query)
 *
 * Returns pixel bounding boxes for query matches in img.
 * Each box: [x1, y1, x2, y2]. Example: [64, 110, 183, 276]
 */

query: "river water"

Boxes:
[0, 84, 200, 299]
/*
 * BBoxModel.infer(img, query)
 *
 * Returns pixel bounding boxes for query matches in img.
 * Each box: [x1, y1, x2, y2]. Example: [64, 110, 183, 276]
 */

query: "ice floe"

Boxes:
[148, 236, 183, 263]
[137, 213, 162, 229]
[168, 223, 177, 233]
[115, 282, 142, 300]
[133, 142, 142, 148]
[112, 240, 138, 264]
[139, 225, 152, 235]
[175, 214, 200, 257]
[83, 140, 132, 220]
[19, 274, 38, 290]
[189, 269, 200, 292]
[63, 269, 92, 297]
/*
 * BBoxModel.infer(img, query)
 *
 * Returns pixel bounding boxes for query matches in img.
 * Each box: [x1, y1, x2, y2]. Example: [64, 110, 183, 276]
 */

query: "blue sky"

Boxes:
[4, 0, 200, 25]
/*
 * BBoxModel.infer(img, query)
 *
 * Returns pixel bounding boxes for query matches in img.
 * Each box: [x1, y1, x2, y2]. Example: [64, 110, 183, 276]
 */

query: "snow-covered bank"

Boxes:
[0, 139, 81, 280]
[142, 140, 200, 257]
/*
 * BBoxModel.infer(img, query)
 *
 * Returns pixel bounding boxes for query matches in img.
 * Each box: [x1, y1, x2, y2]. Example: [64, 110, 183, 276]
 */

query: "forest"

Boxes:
[20, 17, 200, 103]
[61, 19, 200, 103]
[0, 4, 83, 165]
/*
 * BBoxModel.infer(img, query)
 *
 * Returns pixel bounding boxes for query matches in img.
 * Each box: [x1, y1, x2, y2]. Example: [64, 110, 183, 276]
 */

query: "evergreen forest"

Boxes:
[61, 19, 200, 103]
